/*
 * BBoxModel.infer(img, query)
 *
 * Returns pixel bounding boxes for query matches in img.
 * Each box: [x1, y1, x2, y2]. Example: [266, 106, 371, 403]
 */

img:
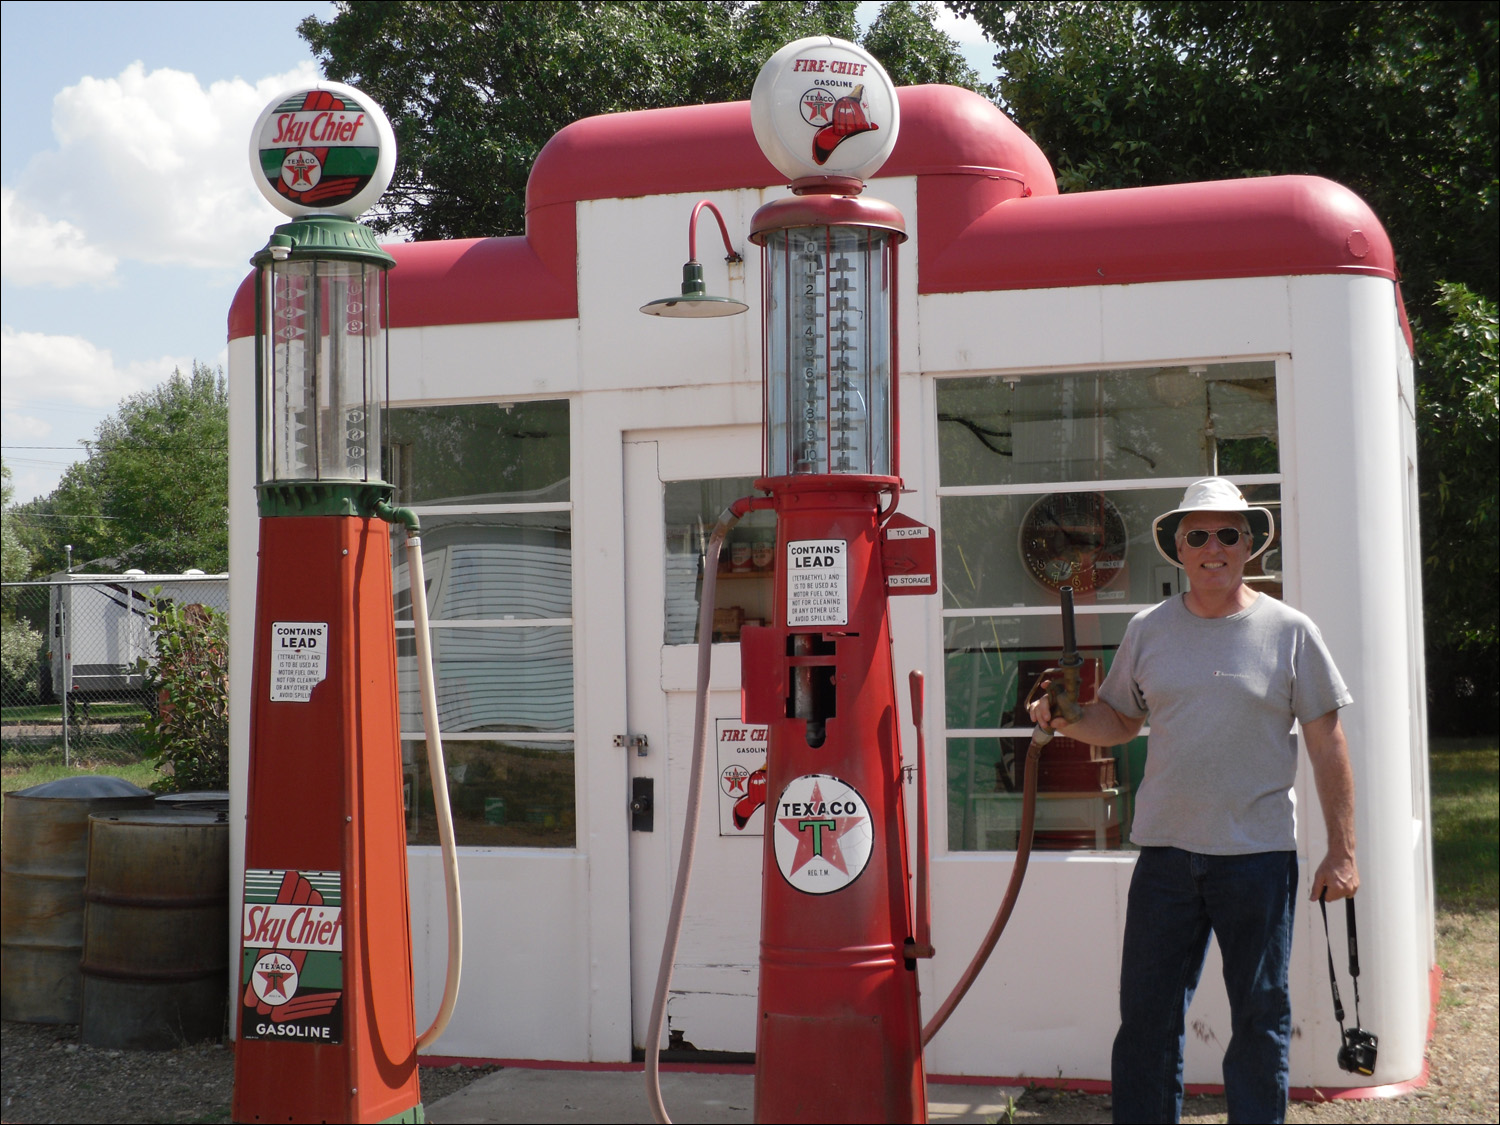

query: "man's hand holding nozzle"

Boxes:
[1028, 680, 1078, 732]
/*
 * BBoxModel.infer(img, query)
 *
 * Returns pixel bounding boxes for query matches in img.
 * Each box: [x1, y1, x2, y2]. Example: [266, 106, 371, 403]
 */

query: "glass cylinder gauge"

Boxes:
[761, 224, 895, 477]
[260, 257, 387, 483]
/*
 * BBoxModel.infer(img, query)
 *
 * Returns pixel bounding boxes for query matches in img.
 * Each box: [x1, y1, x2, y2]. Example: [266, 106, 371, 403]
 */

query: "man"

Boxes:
[1029, 477, 1357, 1124]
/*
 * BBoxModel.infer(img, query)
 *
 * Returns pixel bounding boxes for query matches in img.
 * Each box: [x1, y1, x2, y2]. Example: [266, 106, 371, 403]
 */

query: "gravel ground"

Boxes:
[3, 911, 1493, 1124]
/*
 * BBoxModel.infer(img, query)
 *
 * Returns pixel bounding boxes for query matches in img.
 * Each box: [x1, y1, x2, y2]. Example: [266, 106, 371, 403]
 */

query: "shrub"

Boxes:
[140, 597, 228, 792]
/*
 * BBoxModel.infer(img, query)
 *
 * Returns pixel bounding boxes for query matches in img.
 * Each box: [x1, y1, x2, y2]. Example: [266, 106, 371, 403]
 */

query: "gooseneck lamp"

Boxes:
[640, 199, 749, 318]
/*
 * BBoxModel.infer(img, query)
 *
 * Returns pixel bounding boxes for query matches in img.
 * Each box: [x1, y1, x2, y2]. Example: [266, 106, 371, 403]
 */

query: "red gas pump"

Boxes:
[740, 43, 933, 1123]
[641, 39, 937, 1125]
[737, 199, 930, 1122]
[233, 82, 460, 1124]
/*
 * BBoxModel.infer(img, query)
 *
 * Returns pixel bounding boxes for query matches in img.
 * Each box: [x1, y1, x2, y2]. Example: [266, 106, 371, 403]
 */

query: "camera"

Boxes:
[1337, 1026, 1378, 1075]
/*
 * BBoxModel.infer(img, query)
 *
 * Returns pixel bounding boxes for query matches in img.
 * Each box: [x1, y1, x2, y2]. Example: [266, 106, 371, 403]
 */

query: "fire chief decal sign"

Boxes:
[716, 719, 769, 836]
[241, 869, 344, 1042]
[773, 774, 873, 894]
[249, 81, 396, 220]
[750, 36, 899, 183]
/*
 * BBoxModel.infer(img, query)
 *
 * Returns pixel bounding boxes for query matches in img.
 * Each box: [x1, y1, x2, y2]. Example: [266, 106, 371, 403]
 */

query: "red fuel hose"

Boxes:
[920, 726, 1048, 1045]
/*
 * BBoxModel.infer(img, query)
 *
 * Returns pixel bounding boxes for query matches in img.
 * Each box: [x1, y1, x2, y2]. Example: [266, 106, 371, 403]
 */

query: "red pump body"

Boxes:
[741, 476, 930, 1123]
[233, 515, 421, 1124]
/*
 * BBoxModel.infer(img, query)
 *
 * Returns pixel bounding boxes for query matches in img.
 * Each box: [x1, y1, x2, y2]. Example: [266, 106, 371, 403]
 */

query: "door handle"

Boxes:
[630, 777, 654, 832]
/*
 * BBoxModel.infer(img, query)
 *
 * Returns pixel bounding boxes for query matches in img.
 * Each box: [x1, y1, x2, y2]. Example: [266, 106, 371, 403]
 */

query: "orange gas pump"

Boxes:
[233, 82, 460, 1124]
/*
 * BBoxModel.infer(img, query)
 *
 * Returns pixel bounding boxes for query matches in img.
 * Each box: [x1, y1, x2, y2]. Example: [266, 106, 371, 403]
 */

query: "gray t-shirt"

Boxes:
[1098, 593, 1351, 855]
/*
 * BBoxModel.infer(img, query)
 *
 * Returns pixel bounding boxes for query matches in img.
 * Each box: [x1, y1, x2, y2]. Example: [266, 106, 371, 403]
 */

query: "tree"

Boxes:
[11, 363, 229, 575]
[299, 0, 980, 241]
[951, 2, 1496, 306]
[1, 464, 30, 584]
[1416, 282, 1498, 733]
[950, 0, 1498, 731]
[1, 464, 45, 702]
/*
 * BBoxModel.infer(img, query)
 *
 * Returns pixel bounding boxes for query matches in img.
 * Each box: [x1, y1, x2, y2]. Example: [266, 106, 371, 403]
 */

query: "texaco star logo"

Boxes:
[800, 88, 836, 125]
[251, 951, 299, 1005]
[280, 149, 323, 190]
[773, 773, 873, 894]
[721, 764, 750, 796]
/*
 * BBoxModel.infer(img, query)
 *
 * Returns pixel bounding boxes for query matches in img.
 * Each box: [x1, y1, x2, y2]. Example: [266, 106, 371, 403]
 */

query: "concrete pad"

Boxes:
[428, 1067, 1025, 1124]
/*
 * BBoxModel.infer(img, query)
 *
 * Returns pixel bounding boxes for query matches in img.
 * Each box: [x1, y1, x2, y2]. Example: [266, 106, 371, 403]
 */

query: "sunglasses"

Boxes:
[1181, 527, 1245, 548]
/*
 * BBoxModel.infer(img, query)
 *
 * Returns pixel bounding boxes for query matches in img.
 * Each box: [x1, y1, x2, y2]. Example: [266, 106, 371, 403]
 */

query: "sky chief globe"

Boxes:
[249, 81, 396, 220]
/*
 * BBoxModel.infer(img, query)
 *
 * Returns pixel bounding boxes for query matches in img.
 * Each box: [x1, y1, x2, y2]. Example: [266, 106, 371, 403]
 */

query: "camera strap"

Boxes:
[1319, 891, 1363, 1031]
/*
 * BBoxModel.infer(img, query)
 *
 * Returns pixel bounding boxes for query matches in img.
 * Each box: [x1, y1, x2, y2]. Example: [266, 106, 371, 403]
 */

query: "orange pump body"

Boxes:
[233, 515, 420, 1124]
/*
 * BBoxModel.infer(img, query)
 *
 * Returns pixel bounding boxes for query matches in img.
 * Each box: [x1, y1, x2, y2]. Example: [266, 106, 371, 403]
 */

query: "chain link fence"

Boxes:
[1, 575, 229, 769]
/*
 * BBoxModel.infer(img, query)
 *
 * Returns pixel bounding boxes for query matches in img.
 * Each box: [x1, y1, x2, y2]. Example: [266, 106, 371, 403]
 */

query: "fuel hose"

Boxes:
[646, 499, 765, 1125]
[378, 501, 464, 1053]
[920, 725, 1046, 1045]
[922, 590, 1080, 1045]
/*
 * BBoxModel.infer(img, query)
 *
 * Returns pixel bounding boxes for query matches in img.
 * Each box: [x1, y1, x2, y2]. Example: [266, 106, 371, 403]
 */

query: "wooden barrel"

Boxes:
[79, 808, 229, 1048]
[0, 777, 155, 1024]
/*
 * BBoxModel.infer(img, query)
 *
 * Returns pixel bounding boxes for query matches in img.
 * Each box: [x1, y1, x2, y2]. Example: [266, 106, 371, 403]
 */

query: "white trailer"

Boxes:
[47, 573, 229, 699]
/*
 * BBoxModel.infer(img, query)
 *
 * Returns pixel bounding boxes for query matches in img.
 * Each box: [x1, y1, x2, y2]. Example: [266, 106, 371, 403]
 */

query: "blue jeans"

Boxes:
[1111, 847, 1297, 1124]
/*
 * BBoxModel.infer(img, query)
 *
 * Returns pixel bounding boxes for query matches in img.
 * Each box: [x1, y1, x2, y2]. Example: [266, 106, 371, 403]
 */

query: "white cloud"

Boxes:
[1, 325, 190, 409]
[8, 59, 321, 281]
[1, 412, 53, 442]
[1, 187, 119, 286]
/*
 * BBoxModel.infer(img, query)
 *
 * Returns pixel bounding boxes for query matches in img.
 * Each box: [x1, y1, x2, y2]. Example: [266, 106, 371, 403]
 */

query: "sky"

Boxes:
[0, 0, 998, 505]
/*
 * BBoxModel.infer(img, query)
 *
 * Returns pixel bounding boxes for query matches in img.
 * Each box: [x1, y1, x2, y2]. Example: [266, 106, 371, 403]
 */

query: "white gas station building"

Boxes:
[227, 83, 1433, 1091]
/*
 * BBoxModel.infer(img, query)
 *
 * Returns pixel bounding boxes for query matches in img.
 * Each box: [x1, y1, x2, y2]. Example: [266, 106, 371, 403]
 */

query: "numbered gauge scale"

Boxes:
[757, 201, 903, 481]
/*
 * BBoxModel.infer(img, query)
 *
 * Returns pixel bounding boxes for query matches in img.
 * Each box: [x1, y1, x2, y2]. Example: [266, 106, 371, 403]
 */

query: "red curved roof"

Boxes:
[229, 85, 1400, 342]
[921, 174, 1397, 293]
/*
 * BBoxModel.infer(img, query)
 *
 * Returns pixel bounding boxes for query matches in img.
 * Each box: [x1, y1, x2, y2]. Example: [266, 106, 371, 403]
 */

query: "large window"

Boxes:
[385, 400, 574, 847]
[936, 363, 1282, 852]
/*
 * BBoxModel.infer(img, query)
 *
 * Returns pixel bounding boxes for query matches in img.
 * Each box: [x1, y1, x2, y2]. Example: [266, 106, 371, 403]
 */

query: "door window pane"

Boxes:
[663, 477, 777, 644]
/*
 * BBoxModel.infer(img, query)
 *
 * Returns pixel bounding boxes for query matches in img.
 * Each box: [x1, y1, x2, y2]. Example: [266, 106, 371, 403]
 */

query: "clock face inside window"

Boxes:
[1018, 492, 1129, 594]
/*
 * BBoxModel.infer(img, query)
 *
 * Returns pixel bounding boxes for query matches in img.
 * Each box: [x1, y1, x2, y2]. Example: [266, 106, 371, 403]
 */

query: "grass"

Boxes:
[1, 758, 158, 794]
[1428, 736, 1499, 910]
[0, 701, 151, 723]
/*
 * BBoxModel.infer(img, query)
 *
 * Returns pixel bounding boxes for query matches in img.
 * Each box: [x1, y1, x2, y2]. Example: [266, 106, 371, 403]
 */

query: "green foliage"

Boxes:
[1418, 283, 1499, 653]
[1, 464, 30, 583]
[139, 596, 229, 793]
[1, 464, 44, 703]
[861, 2, 983, 93]
[9, 363, 228, 576]
[299, 0, 982, 241]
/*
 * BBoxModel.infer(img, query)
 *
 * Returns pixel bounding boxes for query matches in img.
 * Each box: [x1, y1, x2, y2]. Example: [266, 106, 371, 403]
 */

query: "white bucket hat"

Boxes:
[1152, 477, 1275, 567]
